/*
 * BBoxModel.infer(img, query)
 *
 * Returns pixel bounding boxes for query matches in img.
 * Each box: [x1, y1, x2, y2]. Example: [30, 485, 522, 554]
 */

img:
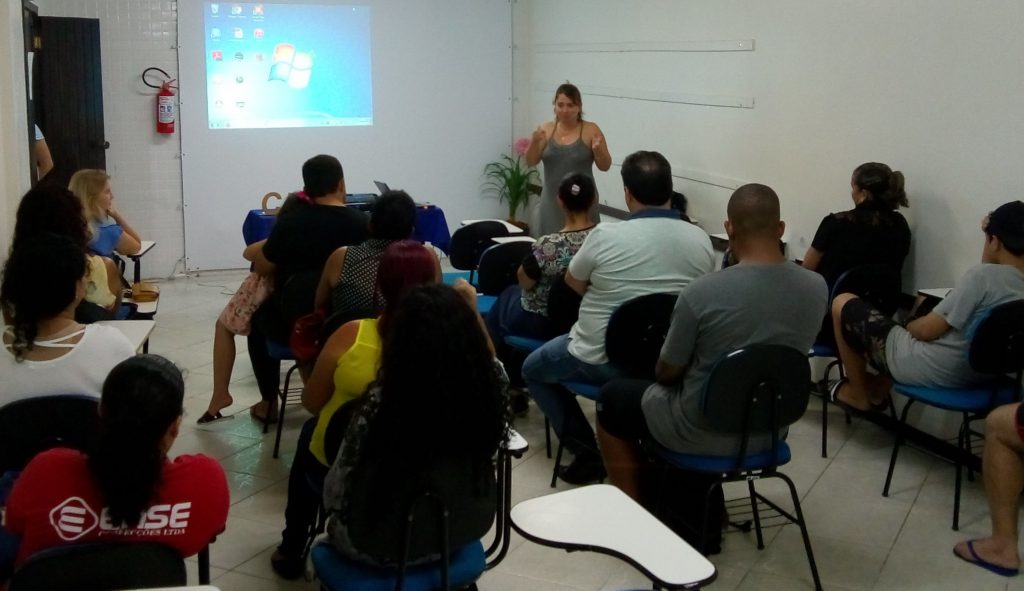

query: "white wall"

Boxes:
[515, 0, 1024, 290]
[0, 2, 31, 260]
[36, 0, 185, 279]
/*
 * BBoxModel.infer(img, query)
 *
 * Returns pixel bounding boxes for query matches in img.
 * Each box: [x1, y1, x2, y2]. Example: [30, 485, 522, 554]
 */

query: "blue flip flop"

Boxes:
[954, 540, 1020, 577]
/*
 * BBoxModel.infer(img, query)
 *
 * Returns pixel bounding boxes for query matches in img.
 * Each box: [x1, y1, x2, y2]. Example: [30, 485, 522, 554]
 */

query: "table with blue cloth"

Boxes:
[242, 205, 451, 253]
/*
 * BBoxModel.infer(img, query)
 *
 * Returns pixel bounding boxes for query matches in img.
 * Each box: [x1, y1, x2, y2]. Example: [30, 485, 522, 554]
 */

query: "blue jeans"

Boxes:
[522, 334, 624, 456]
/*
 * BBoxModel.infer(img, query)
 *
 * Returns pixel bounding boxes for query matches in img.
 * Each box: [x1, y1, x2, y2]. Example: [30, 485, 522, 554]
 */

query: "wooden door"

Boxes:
[37, 16, 107, 186]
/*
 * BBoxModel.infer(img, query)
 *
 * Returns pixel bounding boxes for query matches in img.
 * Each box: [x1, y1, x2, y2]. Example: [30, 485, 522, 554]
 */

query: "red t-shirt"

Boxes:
[3, 448, 229, 565]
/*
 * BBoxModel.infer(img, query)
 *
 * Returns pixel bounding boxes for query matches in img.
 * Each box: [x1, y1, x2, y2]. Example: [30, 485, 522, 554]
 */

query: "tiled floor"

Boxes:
[153, 270, 1020, 590]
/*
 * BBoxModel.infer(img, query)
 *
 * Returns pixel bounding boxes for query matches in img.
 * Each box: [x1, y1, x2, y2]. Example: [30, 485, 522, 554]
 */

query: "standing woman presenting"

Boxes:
[526, 82, 611, 236]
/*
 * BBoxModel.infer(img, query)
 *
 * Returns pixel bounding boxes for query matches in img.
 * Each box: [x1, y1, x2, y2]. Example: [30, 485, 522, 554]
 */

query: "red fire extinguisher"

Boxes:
[156, 80, 176, 134]
[143, 67, 176, 135]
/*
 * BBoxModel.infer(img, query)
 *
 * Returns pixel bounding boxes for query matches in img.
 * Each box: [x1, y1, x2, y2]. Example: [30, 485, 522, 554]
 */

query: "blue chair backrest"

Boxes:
[345, 456, 497, 566]
[449, 222, 509, 271]
[605, 293, 678, 379]
[967, 299, 1024, 376]
[9, 542, 186, 591]
[830, 264, 902, 316]
[0, 395, 99, 474]
[701, 345, 810, 438]
[476, 241, 534, 296]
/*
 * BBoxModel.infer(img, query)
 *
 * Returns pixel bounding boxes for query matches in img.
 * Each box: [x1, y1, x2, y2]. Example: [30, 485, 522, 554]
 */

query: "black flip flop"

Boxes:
[196, 411, 233, 425]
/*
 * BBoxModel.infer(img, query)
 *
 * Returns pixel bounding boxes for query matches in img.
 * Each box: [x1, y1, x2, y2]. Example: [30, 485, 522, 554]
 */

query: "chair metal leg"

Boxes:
[486, 450, 514, 569]
[819, 358, 845, 458]
[953, 418, 967, 531]
[883, 400, 914, 497]
[198, 546, 211, 584]
[544, 418, 551, 459]
[698, 482, 723, 555]
[550, 436, 565, 488]
[963, 412, 976, 483]
[747, 478, 765, 550]
[273, 363, 298, 459]
[821, 389, 829, 459]
[778, 472, 823, 591]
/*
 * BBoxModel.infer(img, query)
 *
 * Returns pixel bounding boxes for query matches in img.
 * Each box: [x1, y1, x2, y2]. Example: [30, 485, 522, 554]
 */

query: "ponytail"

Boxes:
[853, 162, 908, 209]
[89, 355, 184, 527]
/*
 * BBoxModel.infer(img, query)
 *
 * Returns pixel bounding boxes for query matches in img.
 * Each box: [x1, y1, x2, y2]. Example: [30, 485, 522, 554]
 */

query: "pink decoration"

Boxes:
[295, 190, 312, 204]
[514, 137, 531, 156]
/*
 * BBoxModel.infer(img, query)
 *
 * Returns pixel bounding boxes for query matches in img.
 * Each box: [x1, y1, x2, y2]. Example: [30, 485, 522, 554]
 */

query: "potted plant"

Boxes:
[483, 138, 542, 232]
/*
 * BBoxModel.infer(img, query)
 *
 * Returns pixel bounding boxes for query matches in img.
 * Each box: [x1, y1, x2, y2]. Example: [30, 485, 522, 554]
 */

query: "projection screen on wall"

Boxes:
[203, 2, 373, 130]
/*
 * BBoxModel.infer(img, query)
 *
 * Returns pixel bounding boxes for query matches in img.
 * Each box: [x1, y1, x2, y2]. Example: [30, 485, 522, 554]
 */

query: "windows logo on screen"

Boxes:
[268, 43, 313, 89]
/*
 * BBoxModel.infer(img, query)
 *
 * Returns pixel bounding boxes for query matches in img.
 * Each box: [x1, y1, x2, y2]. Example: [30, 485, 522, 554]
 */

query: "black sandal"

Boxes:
[196, 410, 233, 425]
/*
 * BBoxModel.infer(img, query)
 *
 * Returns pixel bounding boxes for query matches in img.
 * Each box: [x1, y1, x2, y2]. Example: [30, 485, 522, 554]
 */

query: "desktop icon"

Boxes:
[253, 28, 264, 39]
[254, 52, 264, 62]
[211, 27, 221, 39]
[210, 4, 219, 15]
[253, 4, 264, 16]
[233, 27, 243, 39]
[212, 74, 224, 85]
[235, 75, 245, 84]
[231, 4, 242, 16]
[234, 51, 244, 60]
[211, 50, 222, 61]
[236, 101, 246, 109]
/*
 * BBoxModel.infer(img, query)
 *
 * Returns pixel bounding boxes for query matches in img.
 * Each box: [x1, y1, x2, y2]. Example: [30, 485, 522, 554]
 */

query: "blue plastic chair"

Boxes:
[654, 345, 822, 591]
[816, 264, 902, 458]
[312, 486, 492, 591]
[883, 299, 1024, 530]
[549, 293, 677, 487]
[312, 540, 485, 591]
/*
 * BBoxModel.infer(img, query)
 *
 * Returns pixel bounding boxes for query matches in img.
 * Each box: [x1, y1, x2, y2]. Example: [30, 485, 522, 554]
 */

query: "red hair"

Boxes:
[375, 241, 437, 330]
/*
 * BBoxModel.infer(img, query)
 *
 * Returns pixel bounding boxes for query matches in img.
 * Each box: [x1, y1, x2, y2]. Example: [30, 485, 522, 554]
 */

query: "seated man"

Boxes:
[597, 183, 828, 500]
[830, 201, 1024, 412]
[522, 150, 715, 485]
[953, 402, 1024, 577]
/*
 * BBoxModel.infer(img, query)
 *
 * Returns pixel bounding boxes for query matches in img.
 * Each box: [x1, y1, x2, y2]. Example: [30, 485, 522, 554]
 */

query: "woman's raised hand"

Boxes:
[531, 125, 548, 145]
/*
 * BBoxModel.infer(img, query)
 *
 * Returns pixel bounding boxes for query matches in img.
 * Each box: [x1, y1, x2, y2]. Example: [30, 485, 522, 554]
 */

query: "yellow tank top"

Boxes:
[309, 318, 382, 465]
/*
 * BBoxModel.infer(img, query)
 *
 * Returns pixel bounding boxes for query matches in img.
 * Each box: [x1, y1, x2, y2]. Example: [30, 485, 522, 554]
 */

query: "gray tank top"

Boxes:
[532, 122, 597, 237]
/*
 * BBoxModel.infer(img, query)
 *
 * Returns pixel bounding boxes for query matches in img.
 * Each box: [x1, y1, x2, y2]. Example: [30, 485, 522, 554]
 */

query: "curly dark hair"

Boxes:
[11, 182, 90, 252]
[365, 284, 510, 486]
[1, 233, 87, 360]
[89, 355, 185, 528]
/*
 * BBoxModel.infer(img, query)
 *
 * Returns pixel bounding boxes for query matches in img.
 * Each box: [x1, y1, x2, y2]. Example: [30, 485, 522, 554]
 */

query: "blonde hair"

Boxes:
[69, 169, 111, 222]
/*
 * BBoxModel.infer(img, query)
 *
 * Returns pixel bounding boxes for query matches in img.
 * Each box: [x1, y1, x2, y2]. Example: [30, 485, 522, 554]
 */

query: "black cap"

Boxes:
[987, 201, 1024, 253]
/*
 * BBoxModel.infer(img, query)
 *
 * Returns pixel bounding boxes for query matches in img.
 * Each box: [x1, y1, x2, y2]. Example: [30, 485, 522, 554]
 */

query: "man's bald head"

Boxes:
[727, 183, 781, 239]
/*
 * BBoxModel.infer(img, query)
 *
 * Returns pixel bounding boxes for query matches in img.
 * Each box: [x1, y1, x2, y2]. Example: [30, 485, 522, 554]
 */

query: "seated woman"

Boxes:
[1, 233, 135, 406]
[802, 162, 911, 339]
[69, 169, 143, 257]
[485, 172, 596, 344]
[323, 282, 510, 565]
[315, 190, 435, 317]
[12, 183, 123, 322]
[1, 355, 229, 575]
[271, 240, 439, 579]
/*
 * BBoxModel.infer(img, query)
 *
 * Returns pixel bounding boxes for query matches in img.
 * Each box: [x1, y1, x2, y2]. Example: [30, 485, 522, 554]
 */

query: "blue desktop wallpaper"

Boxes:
[204, 2, 373, 129]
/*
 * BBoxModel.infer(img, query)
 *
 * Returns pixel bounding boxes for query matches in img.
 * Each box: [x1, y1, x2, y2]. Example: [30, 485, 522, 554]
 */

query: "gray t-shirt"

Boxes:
[642, 262, 828, 455]
[886, 263, 1024, 387]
